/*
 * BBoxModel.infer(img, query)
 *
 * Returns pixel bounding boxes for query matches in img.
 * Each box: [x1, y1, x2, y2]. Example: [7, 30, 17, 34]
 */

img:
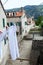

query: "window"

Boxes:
[10, 22, 14, 26]
[25, 22, 28, 25]
[7, 23, 9, 27]
[16, 22, 22, 34]
[13, 12, 14, 16]
[16, 22, 21, 26]
[29, 21, 31, 23]
[3, 18, 5, 27]
[7, 13, 9, 16]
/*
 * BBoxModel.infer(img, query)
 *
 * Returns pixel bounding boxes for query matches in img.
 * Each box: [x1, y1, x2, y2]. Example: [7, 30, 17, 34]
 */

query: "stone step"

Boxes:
[5, 60, 30, 65]
[23, 34, 33, 40]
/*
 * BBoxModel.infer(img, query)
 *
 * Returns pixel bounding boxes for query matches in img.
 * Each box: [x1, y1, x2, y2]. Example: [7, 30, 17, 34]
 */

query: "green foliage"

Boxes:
[40, 21, 43, 36]
[35, 16, 43, 26]
[40, 21, 43, 28]
[35, 19, 40, 26]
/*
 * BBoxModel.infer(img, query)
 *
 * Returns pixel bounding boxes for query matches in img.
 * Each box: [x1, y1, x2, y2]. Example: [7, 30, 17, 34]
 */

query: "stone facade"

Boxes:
[30, 36, 43, 65]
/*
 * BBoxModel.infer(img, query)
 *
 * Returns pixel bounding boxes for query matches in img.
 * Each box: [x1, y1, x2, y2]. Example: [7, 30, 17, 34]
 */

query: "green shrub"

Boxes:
[35, 16, 43, 26]
[40, 21, 43, 28]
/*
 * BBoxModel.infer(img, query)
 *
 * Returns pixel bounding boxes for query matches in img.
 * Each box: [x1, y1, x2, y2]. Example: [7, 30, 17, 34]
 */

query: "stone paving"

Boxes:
[5, 40, 32, 65]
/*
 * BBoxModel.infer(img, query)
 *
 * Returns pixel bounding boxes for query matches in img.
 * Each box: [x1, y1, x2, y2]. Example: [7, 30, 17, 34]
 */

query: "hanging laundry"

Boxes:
[0, 29, 7, 59]
[0, 29, 7, 42]
[0, 43, 1, 59]
[0, 23, 19, 60]
[8, 23, 19, 60]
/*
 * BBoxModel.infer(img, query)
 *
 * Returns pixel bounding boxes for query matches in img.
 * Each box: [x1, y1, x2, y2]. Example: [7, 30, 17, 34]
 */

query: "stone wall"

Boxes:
[30, 36, 43, 65]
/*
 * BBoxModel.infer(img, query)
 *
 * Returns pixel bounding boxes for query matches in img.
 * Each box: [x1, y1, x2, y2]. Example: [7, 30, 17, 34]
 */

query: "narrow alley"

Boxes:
[0, 0, 43, 65]
[5, 36, 32, 65]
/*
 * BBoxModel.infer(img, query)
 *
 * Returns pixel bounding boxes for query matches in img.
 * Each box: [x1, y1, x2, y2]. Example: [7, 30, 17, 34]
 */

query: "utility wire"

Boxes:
[3, 0, 8, 5]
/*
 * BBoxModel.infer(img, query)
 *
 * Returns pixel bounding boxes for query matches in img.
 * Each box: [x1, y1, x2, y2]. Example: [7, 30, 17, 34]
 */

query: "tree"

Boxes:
[35, 16, 43, 26]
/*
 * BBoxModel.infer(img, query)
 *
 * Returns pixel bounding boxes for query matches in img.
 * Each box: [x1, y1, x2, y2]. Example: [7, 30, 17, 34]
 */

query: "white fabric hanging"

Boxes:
[8, 25, 19, 60]
[0, 24, 19, 60]
[0, 29, 7, 59]
[0, 43, 1, 59]
[0, 29, 7, 42]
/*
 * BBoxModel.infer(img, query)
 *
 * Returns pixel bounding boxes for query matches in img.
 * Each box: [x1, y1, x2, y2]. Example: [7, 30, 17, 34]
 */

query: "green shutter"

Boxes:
[16, 22, 21, 26]
[3, 18, 5, 27]
[25, 22, 28, 25]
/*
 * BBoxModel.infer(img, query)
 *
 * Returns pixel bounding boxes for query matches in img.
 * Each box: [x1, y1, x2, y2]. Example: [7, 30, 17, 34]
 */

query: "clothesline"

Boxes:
[0, 25, 19, 60]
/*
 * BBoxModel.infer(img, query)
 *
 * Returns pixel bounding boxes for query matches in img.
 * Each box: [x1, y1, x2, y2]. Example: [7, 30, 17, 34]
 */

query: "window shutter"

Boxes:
[3, 18, 5, 27]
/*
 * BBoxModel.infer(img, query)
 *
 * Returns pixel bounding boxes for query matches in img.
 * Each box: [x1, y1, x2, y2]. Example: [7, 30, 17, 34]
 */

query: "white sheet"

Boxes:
[0, 25, 19, 60]
[8, 25, 19, 60]
[0, 29, 7, 59]
[0, 29, 7, 42]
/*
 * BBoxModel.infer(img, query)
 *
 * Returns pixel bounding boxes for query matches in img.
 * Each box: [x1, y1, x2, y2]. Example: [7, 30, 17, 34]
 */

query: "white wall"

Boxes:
[0, 4, 9, 64]
[21, 12, 34, 37]
[21, 13, 27, 38]
[7, 17, 21, 23]
[0, 4, 6, 30]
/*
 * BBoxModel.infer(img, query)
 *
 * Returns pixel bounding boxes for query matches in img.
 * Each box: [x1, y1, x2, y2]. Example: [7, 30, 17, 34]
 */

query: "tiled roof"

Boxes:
[5, 8, 20, 13]
[15, 11, 23, 17]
